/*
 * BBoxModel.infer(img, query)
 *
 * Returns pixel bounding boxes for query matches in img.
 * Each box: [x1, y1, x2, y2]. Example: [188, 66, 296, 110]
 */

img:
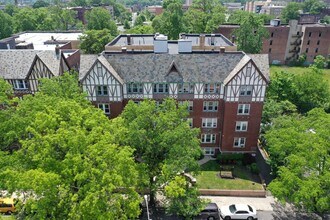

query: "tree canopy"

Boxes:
[232, 13, 269, 54]
[79, 29, 115, 54]
[281, 2, 301, 23]
[0, 73, 141, 219]
[266, 108, 330, 213]
[85, 7, 118, 34]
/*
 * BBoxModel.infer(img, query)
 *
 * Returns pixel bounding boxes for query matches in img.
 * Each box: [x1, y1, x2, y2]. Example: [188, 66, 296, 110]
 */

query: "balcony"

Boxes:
[290, 40, 302, 45]
[289, 47, 300, 53]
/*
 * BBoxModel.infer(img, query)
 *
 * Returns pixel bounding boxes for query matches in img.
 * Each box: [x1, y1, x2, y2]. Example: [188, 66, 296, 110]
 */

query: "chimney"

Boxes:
[127, 34, 131, 45]
[180, 33, 186, 39]
[231, 35, 236, 44]
[121, 46, 127, 53]
[55, 44, 60, 59]
[220, 47, 225, 53]
[200, 34, 205, 47]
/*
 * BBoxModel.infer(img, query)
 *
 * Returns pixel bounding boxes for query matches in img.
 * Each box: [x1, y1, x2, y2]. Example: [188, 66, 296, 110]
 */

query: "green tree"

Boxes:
[0, 78, 13, 107]
[267, 108, 330, 213]
[4, 4, 18, 16]
[32, 0, 49, 8]
[233, 13, 269, 53]
[13, 8, 38, 32]
[112, 99, 203, 215]
[0, 10, 13, 39]
[0, 73, 141, 219]
[281, 2, 301, 23]
[86, 7, 118, 35]
[302, 0, 325, 14]
[134, 14, 146, 26]
[152, 2, 184, 39]
[313, 55, 326, 69]
[79, 29, 115, 54]
[126, 25, 154, 34]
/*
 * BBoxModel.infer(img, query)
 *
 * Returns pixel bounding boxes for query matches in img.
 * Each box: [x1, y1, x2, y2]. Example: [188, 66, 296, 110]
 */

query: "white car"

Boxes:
[220, 204, 257, 220]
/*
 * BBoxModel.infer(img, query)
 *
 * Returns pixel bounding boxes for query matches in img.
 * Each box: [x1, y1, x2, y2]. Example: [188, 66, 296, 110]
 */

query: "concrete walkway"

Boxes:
[198, 155, 217, 165]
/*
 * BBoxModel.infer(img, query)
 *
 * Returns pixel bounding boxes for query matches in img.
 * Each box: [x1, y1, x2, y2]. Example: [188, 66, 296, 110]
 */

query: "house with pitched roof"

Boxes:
[0, 50, 69, 97]
[79, 34, 269, 154]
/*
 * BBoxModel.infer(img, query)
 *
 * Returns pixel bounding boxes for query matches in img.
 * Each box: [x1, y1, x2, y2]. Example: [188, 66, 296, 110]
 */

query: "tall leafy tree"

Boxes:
[281, 2, 301, 23]
[233, 13, 269, 53]
[13, 7, 38, 32]
[86, 7, 118, 35]
[0, 11, 13, 39]
[0, 73, 141, 219]
[266, 108, 330, 213]
[112, 99, 203, 216]
[302, 0, 325, 14]
[79, 29, 115, 54]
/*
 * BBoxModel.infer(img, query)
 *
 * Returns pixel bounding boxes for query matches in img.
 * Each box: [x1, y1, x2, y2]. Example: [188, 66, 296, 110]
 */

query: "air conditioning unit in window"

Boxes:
[240, 144, 245, 147]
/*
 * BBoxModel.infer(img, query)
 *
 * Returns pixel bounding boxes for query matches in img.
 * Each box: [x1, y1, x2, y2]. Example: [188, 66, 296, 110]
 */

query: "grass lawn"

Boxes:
[270, 65, 330, 87]
[196, 160, 263, 190]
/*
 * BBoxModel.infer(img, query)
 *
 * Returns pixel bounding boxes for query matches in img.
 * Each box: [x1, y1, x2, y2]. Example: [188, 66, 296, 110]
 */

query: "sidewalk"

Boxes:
[198, 155, 216, 165]
[201, 195, 275, 211]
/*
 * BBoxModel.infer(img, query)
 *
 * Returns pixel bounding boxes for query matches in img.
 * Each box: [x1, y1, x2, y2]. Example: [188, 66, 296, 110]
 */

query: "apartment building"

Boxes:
[79, 34, 269, 155]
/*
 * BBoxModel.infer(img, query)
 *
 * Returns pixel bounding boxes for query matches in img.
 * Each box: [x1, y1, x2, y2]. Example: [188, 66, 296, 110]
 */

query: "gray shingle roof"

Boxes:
[78, 54, 98, 80]
[105, 53, 246, 83]
[0, 50, 64, 79]
[249, 54, 270, 82]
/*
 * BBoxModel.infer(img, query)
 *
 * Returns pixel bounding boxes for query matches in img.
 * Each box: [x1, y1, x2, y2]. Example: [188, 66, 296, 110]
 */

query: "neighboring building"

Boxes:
[223, 3, 244, 12]
[245, 0, 287, 15]
[146, 5, 163, 16]
[79, 34, 269, 155]
[217, 20, 330, 64]
[68, 7, 92, 25]
[0, 50, 70, 97]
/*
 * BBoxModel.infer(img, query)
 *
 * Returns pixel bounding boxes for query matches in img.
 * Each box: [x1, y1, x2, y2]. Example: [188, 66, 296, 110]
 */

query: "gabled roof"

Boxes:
[105, 53, 246, 83]
[78, 54, 98, 81]
[0, 50, 65, 79]
[248, 54, 270, 81]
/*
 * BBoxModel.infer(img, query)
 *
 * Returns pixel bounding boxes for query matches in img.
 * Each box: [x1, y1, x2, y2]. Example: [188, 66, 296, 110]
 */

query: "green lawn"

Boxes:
[270, 65, 330, 87]
[196, 161, 263, 190]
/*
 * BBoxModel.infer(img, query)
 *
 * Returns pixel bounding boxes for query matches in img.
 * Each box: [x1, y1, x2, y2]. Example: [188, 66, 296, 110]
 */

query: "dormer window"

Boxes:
[97, 86, 108, 96]
[204, 83, 220, 94]
[178, 83, 194, 94]
[240, 85, 252, 96]
[153, 83, 168, 93]
[13, 80, 27, 90]
[127, 83, 143, 93]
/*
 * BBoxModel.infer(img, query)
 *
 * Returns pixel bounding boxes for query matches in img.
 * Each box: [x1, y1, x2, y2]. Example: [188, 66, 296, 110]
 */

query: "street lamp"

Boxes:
[144, 195, 151, 220]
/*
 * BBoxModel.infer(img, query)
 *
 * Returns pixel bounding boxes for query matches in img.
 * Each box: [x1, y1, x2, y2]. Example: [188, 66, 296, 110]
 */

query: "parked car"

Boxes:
[220, 204, 257, 220]
[194, 202, 221, 220]
[0, 198, 16, 215]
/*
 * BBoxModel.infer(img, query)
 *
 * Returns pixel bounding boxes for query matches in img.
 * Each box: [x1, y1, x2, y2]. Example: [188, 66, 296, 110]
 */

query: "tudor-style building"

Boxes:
[79, 34, 269, 154]
[0, 50, 69, 97]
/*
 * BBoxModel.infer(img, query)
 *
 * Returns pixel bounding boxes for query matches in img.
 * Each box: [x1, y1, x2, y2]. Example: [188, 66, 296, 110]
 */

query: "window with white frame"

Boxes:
[98, 103, 110, 115]
[235, 121, 248, 131]
[203, 147, 215, 155]
[237, 104, 250, 115]
[13, 80, 27, 90]
[178, 83, 194, 94]
[202, 118, 217, 128]
[234, 137, 246, 148]
[127, 83, 143, 93]
[204, 83, 220, 94]
[201, 134, 216, 143]
[239, 85, 252, 96]
[203, 101, 218, 112]
[96, 85, 108, 96]
[179, 101, 193, 111]
[153, 83, 168, 93]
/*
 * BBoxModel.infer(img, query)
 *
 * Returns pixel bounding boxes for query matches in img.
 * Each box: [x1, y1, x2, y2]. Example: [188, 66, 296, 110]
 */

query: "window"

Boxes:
[307, 40, 310, 45]
[271, 32, 274, 37]
[201, 134, 216, 143]
[315, 48, 318, 53]
[234, 137, 246, 148]
[309, 32, 312, 37]
[203, 101, 218, 112]
[269, 40, 272, 45]
[268, 48, 272, 53]
[236, 121, 248, 131]
[237, 104, 250, 115]
[203, 147, 215, 155]
[297, 31, 299, 36]
[153, 83, 168, 93]
[178, 83, 194, 94]
[98, 103, 110, 115]
[127, 83, 143, 93]
[317, 40, 320, 45]
[306, 48, 309, 53]
[204, 83, 220, 94]
[187, 118, 193, 128]
[97, 86, 108, 96]
[239, 85, 252, 96]
[319, 32, 322, 37]
[179, 101, 193, 111]
[13, 80, 27, 90]
[202, 118, 217, 128]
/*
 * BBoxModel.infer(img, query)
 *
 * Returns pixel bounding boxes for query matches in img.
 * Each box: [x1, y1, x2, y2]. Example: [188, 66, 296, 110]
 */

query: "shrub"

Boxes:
[217, 153, 244, 165]
[242, 153, 256, 165]
[250, 163, 259, 174]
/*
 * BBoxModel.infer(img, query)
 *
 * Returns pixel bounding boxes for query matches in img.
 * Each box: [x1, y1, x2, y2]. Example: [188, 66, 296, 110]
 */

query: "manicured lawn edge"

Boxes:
[199, 189, 266, 197]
